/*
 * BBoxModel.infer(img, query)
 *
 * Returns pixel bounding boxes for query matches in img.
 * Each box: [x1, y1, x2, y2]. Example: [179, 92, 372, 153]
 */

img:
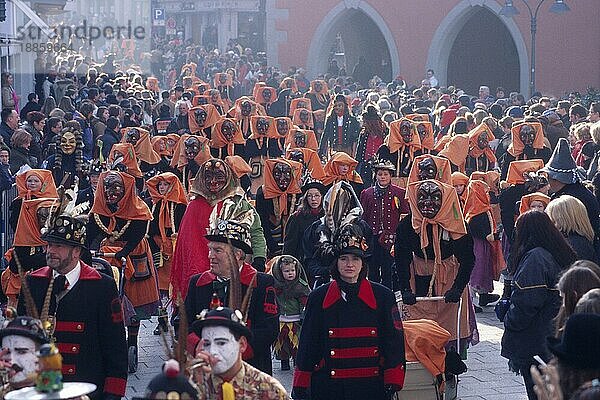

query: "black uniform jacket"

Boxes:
[185, 262, 279, 375]
[292, 279, 406, 400]
[18, 263, 128, 399]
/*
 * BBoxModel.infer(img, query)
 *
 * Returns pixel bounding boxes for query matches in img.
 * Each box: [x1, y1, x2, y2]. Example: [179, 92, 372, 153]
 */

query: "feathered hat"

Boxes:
[205, 198, 255, 254]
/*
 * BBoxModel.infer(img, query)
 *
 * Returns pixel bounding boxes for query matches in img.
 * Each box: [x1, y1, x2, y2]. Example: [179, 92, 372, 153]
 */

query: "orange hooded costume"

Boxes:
[211, 117, 246, 158]
[505, 159, 545, 185]
[414, 121, 435, 151]
[468, 123, 497, 165]
[438, 134, 469, 172]
[188, 104, 221, 134]
[289, 98, 313, 117]
[508, 122, 546, 158]
[284, 129, 319, 152]
[322, 152, 364, 186]
[292, 108, 314, 129]
[519, 192, 551, 215]
[285, 147, 326, 181]
[120, 127, 161, 164]
[108, 143, 143, 178]
[146, 172, 188, 290]
[263, 158, 303, 218]
[16, 169, 58, 200]
[407, 154, 452, 187]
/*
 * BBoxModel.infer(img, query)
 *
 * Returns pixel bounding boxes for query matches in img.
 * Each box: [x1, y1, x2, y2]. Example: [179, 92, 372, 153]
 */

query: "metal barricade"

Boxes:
[1, 184, 17, 259]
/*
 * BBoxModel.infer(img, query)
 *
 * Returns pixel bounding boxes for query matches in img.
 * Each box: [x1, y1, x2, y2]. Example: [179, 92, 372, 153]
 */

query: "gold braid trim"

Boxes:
[93, 213, 131, 242]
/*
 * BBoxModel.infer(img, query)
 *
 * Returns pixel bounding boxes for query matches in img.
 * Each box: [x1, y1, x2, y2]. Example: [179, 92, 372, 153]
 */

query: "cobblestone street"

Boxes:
[126, 285, 527, 399]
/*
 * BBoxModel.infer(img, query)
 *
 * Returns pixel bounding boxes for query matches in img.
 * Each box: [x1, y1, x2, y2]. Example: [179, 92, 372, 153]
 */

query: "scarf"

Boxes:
[407, 180, 466, 267]
[211, 118, 246, 157]
[13, 198, 57, 246]
[120, 127, 161, 164]
[505, 159, 545, 185]
[188, 104, 221, 134]
[414, 121, 435, 151]
[91, 171, 152, 232]
[407, 154, 453, 187]
[169, 134, 211, 171]
[387, 118, 422, 155]
[263, 158, 303, 217]
[507, 122, 545, 158]
[438, 134, 469, 171]
[468, 123, 497, 164]
[519, 192, 551, 215]
[322, 152, 363, 186]
[146, 172, 188, 251]
[463, 180, 491, 223]
[289, 98, 313, 117]
[292, 108, 314, 129]
[284, 129, 319, 151]
[16, 169, 58, 200]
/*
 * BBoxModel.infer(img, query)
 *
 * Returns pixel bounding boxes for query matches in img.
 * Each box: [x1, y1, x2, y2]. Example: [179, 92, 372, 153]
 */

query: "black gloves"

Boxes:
[444, 288, 462, 303]
[252, 257, 266, 272]
[114, 250, 127, 261]
[401, 289, 417, 305]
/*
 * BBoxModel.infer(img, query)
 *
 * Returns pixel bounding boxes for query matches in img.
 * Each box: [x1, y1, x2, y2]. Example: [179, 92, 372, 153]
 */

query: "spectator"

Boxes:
[0, 146, 13, 192]
[40, 96, 56, 117]
[19, 93, 41, 121]
[22, 111, 45, 166]
[589, 102, 600, 124]
[99, 116, 120, 160]
[570, 104, 588, 126]
[426, 68, 438, 88]
[9, 129, 36, 171]
[0, 108, 20, 145]
[501, 211, 576, 400]
[1, 72, 19, 111]
[557, 100, 572, 129]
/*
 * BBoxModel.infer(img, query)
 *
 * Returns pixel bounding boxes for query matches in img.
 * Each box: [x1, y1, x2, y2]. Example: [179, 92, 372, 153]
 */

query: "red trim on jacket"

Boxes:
[330, 346, 379, 359]
[328, 327, 378, 338]
[29, 263, 101, 280]
[104, 376, 127, 396]
[293, 369, 311, 388]
[384, 364, 406, 388]
[330, 367, 379, 379]
[55, 321, 85, 333]
[196, 262, 257, 287]
[56, 343, 80, 354]
[62, 364, 76, 375]
[322, 279, 377, 309]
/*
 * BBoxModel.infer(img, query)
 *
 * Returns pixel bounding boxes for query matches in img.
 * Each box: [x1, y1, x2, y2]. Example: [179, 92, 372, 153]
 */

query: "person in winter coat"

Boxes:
[500, 211, 576, 400]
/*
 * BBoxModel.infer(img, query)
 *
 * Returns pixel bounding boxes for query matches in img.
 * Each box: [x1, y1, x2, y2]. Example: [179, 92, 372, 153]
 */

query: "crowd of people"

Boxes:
[0, 37, 598, 400]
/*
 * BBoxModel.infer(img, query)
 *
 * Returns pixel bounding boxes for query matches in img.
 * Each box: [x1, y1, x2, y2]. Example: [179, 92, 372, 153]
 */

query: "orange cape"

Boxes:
[408, 154, 452, 187]
[13, 198, 57, 247]
[214, 73, 233, 87]
[108, 143, 143, 178]
[438, 134, 469, 171]
[263, 158, 303, 217]
[322, 152, 363, 186]
[284, 129, 319, 152]
[279, 77, 298, 93]
[249, 115, 276, 140]
[468, 123, 497, 164]
[508, 122, 545, 158]
[224, 155, 252, 178]
[152, 136, 172, 157]
[387, 118, 421, 154]
[120, 127, 161, 164]
[519, 192, 551, 215]
[255, 86, 278, 105]
[470, 171, 500, 195]
[464, 180, 491, 223]
[505, 159, 545, 185]
[407, 179, 467, 266]
[285, 147, 326, 180]
[211, 118, 246, 155]
[91, 171, 152, 231]
[16, 169, 58, 200]
[289, 97, 313, 117]
[292, 108, 314, 129]
[451, 172, 469, 186]
[147, 172, 188, 250]
[170, 134, 212, 170]
[188, 104, 221, 134]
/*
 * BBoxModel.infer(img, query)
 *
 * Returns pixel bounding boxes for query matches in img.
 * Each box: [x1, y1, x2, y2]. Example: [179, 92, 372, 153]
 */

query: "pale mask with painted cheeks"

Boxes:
[201, 326, 240, 375]
[1, 335, 38, 388]
[60, 131, 77, 155]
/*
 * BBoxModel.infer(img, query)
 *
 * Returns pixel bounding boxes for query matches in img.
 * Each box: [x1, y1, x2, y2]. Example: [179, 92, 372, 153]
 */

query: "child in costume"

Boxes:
[270, 255, 310, 371]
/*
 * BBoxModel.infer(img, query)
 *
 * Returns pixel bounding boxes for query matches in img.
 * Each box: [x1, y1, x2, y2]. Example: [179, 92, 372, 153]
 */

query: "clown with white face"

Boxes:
[190, 307, 289, 398]
[0, 315, 49, 391]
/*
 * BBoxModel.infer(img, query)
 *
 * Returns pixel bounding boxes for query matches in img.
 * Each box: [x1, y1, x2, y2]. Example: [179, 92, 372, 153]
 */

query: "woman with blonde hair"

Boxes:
[546, 195, 597, 263]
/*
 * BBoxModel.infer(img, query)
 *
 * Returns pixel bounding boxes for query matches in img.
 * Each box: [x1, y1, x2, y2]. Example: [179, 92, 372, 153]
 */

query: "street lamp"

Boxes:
[499, 0, 570, 98]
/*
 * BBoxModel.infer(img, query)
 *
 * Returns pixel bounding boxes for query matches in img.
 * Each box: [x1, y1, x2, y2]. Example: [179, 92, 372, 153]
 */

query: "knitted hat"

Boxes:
[541, 138, 580, 184]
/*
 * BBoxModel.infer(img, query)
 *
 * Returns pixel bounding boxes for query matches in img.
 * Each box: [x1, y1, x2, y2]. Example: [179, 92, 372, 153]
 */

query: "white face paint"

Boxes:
[1, 335, 38, 387]
[201, 326, 240, 375]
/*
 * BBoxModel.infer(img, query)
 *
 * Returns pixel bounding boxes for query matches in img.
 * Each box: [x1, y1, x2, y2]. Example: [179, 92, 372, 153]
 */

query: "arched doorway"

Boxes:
[426, 0, 528, 95]
[307, 3, 398, 83]
[447, 8, 520, 95]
